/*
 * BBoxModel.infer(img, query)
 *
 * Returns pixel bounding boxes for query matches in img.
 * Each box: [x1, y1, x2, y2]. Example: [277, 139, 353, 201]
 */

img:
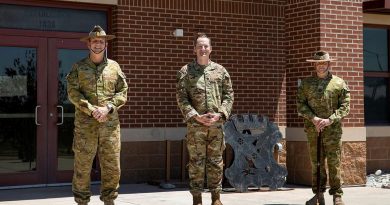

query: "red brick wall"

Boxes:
[286, 0, 364, 128]
[112, 0, 286, 128]
[285, 0, 365, 185]
[319, 0, 364, 127]
[285, 0, 321, 127]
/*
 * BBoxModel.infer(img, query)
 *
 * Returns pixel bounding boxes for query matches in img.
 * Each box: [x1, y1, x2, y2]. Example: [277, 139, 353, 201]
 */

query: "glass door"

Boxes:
[47, 38, 89, 183]
[0, 36, 90, 186]
[0, 35, 48, 186]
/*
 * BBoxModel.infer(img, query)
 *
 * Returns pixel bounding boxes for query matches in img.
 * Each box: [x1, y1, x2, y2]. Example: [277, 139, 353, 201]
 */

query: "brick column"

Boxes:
[285, 0, 366, 185]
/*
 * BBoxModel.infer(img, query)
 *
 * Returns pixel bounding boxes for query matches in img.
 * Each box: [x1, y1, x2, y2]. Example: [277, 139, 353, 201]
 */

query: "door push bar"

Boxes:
[57, 105, 64, 125]
[35, 105, 41, 125]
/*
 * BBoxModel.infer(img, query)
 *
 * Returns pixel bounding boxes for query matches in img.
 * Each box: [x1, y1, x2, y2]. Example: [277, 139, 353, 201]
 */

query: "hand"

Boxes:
[97, 115, 108, 123]
[312, 117, 332, 132]
[194, 113, 221, 127]
[92, 106, 110, 122]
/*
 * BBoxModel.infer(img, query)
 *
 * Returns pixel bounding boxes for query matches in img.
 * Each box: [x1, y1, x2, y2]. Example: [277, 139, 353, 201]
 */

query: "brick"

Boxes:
[113, 0, 288, 128]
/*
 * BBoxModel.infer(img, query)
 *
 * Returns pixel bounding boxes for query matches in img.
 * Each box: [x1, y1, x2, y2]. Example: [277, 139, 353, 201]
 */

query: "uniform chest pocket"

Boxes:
[188, 73, 204, 88]
[324, 90, 338, 102]
[209, 75, 223, 93]
[209, 75, 223, 83]
[78, 69, 96, 90]
[103, 70, 118, 93]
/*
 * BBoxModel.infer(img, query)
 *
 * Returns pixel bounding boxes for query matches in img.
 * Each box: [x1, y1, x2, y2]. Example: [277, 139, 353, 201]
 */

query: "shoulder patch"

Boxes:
[177, 65, 189, 80]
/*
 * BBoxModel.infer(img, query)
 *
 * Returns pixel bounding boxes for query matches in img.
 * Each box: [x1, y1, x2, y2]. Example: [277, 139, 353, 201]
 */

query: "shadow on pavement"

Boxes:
[0, 183, 187, 202]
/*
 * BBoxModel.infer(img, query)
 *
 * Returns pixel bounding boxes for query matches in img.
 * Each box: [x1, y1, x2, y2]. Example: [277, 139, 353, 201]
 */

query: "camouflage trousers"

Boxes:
[72, 120, 121, 204]
[186, 125, 226, 194]
[307, 129, 343, 196]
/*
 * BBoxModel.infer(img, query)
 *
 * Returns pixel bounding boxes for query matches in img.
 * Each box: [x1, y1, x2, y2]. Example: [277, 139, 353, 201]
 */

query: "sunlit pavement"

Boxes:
[0, 183, 389, 205]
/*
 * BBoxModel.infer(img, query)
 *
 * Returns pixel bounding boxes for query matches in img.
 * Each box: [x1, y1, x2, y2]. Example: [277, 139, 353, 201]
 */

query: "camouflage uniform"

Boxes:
[67, 57, 128, 204]
[297, 72, 350, 196]
[176, 60, 234, 194]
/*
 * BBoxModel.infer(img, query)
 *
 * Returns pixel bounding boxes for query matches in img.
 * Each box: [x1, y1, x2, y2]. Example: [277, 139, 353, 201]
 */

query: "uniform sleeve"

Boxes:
[109, 68, 128, 113]
[176, 68, 199, 122]
[328, 80, 350, 122]
[297, 80, 316, 120]
[218, 70, 234, 119]
[66, 64, 96, 116]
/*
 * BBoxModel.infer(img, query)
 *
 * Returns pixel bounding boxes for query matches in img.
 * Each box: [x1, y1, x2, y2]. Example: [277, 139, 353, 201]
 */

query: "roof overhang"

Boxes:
[58, 0, 118, 5]
[364, 0, 390, 13]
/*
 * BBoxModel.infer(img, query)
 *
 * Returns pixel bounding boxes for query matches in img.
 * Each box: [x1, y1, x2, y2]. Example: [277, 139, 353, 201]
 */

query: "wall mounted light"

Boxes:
[173, 28, 184, 37]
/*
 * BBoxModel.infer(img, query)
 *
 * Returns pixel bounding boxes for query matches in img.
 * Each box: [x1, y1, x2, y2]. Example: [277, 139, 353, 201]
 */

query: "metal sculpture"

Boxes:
[224, 114, 287, 192]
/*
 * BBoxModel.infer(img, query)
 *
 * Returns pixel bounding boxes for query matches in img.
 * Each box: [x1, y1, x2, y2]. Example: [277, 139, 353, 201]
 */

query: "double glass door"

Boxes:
[0, 35, 88, 186]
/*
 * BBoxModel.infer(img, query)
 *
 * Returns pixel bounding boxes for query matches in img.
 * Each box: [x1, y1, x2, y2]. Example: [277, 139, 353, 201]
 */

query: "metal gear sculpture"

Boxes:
[224, 114, 287, 192]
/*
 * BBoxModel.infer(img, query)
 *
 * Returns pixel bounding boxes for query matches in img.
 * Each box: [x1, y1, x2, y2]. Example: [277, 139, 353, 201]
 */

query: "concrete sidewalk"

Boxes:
[0, 183, 389, 205]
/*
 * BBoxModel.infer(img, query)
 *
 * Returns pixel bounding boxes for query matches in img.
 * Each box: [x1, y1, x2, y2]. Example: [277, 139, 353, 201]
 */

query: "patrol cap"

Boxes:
[306, 50, 337, 62]
[80, 25, 115, 42]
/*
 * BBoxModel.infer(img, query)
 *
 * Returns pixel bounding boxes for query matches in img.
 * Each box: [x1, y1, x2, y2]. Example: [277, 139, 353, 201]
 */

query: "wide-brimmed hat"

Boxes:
[306, 50, 337, 62]
[80, 25, 115, 42]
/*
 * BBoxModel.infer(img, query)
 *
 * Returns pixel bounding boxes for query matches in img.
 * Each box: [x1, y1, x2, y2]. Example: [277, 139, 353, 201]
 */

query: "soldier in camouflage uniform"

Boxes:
[176, 33, 234, 205]
[297, 51, 350, 205]
[66, 25, 128, 205]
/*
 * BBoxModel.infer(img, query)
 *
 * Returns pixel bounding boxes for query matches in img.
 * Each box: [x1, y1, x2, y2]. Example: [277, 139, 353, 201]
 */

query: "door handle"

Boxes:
[57, 105, 64, 125]
[35, 105, 41, 125]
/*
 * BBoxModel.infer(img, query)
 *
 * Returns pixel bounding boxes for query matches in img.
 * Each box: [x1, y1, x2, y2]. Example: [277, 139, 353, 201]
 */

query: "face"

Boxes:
[194, 37, 212, 59]
[88, 37, 107, 54]
[315, 61, 330, 75]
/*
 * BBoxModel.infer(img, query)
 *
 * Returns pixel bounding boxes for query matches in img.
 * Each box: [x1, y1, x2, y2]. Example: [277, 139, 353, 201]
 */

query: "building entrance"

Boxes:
[0, 35, 90, 186]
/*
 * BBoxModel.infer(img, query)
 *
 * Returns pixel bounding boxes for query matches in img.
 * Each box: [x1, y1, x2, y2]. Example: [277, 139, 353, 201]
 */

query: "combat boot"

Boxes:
[192, 192, 202, 205]
[333, 195, 345, 205]
[305, 193, 325, 205]
[211, 191, 223, 205]
[104, 200, 115, 205]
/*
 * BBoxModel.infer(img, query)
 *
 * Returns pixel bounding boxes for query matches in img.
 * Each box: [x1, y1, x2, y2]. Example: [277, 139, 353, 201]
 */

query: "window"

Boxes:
[0, 4, 107, 32]
[363, 26, 390, 124]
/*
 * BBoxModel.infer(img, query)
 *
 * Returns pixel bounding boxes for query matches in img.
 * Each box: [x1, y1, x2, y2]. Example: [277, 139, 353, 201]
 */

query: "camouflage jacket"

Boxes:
[297, 72, 350, 132]
[66, 57, 128, 120]
[176, 60, 234, 124]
